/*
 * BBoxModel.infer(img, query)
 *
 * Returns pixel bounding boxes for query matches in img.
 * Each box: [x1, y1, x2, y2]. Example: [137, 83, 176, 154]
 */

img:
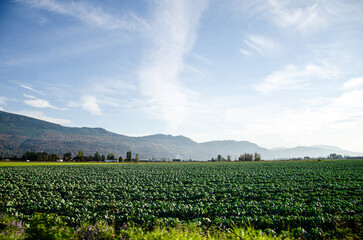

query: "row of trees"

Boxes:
[238, 152, 261, 161]
[211, 152, 262, 162]
[4, 151, 140, 162]
[69, 151, 140, 162]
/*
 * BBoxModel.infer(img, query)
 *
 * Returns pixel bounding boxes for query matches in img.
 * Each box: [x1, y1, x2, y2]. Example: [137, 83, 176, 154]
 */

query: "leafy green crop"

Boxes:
[0, 160, 362, 239]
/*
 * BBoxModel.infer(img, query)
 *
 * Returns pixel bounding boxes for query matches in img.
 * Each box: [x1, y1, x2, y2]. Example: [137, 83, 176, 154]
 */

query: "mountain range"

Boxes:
[0, 110, 361, 160]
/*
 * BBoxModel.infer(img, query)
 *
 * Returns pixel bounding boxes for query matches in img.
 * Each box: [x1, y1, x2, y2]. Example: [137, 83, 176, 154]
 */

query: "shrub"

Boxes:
[25, 213, 72, 240]
[74, 220, 117, 240]
[0, 213, 25, 240]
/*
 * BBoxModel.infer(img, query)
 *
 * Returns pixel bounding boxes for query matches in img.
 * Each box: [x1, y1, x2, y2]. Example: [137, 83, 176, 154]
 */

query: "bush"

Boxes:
[25, 213, 72, 240]
[0, 213, 25, 240]
[74, 220, 117, 240]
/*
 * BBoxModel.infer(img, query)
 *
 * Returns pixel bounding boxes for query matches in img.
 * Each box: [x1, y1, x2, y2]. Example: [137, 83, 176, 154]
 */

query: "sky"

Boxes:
[0, 0, 363, 152]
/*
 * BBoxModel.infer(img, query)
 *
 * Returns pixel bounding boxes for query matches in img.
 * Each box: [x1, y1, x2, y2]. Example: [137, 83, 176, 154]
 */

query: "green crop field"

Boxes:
[1, 160, 362, 239]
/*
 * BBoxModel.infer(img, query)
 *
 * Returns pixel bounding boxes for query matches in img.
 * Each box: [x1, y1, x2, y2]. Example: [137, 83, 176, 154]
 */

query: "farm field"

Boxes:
[0, 160, 362, 239]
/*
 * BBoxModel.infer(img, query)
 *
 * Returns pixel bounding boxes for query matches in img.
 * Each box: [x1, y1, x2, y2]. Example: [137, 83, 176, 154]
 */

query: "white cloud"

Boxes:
[236, 0, 328, 34]
[20, 84, 43, 95]
[15, 110, 71, 125]
[256, 63, 339, 93]
[17, 0, 147, 31]
[240, 48, 252, 57]
[343, 76, 363, 90]
[23, 94, 59, 109]
[243, 34, 282, 56]
[267, 0, 327, 34]
[138, 0, 208, 130]
[81, 96, 101, 115]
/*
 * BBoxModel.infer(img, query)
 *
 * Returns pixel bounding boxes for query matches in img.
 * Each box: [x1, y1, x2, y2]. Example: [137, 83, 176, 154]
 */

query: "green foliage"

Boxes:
[26, 213, 72, 240]
[93, 152, 100, 161]
[121, 224, 287, 240]
[126, 151, 132, 162]
[0, 216, 293, 240]
[0, 213, 25, 239]
[238, 153, 253, 161]
[107, 153, 114, 160]
[63, 152, 72, 161]
[0, 160, 362, 239]
[75, 220, 116, 240]
[254, 152, 261, 161]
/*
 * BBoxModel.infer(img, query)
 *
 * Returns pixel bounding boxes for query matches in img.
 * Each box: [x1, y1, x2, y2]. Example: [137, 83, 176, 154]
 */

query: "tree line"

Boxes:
[211, 152, 262, 162]
[1, 150, 140, 163]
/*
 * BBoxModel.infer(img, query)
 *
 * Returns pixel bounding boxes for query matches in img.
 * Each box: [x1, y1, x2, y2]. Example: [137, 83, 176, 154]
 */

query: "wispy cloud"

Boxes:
[138, 0, 208, 130]
[343, 76, 363, 90]
[81, 96, 101, 115]
[243, 34, 282, 56]
[255, 63, 339, 93]
[0, 97, 7, 106]
[0, 97, 8, 111]
[266, 0, 327, 34]
[23, 94, 60, 109]
[16, 0, 147, 31]
[15, 110, 71, 125]
[240, 49, 252, 57]
[235, 0, 328, 34]
[20, 84, 43, 95]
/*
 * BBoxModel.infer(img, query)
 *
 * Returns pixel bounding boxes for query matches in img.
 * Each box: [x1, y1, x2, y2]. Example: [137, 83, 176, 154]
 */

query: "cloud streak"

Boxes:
[138, 0, 208, 129]
[236, 0, 328, 34]
[17, 0, 147, 31]
[266, 0, 327, 34]
[242, 34, 281, 56]
[255, 63, 339, 93]
[23, 94, 60, 109]
[20, 85, 43, 95]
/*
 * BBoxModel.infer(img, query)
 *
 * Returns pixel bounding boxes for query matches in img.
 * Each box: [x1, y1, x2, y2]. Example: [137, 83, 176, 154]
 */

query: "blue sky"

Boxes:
[1, 0, 363, 152]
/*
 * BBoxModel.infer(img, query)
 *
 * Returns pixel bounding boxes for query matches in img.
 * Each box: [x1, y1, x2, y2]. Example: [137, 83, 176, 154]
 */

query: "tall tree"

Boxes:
[254, 152, 261, 161]
[63, 152, 72, 161]
[107, 153, 115, 160]
[77, 150, 84, 161]
[135, 153, 140, 163]
[126, 151, 132, 162]
[93, 152, 100, 161]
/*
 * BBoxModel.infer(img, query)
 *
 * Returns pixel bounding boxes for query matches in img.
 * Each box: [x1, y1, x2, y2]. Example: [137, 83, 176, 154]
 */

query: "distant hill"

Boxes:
[0, 110, 361, 160]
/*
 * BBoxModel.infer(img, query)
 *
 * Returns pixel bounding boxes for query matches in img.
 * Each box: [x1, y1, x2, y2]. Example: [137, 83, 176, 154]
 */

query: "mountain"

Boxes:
[0, 110, 362, 160]
[269, 146, 361, 159]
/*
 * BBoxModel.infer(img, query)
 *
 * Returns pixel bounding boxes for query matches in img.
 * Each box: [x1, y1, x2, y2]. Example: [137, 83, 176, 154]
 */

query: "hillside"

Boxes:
[0, 111, 361, 159]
